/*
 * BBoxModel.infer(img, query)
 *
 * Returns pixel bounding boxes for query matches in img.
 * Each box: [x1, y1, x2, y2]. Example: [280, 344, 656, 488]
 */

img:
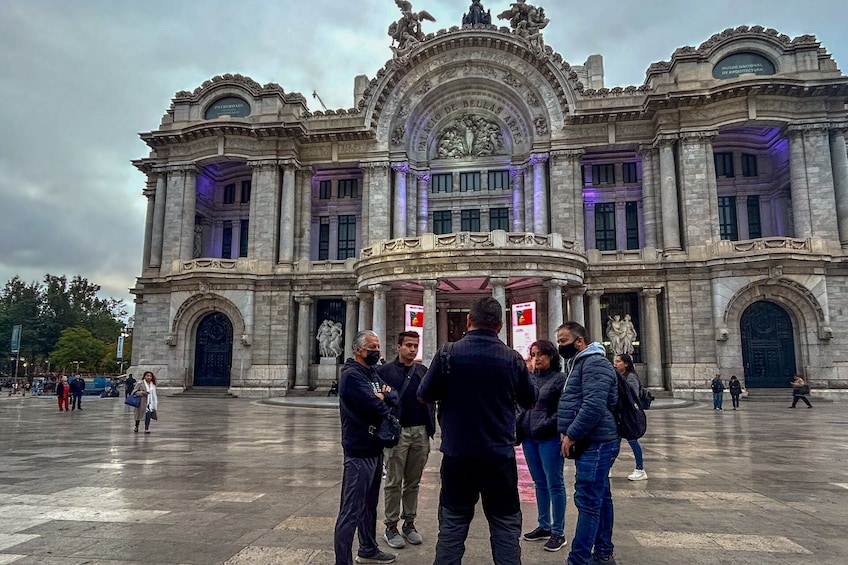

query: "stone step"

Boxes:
[175, 386, 236, 398]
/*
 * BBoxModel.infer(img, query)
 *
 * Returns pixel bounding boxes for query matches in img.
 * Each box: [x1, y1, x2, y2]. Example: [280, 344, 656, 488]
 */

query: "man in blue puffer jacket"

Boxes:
[556, 321, 620, 565]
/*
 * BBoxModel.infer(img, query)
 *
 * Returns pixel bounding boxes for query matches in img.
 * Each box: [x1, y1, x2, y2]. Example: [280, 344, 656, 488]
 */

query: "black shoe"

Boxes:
[592, 554, 618, 564]
[543, 534, 567, 552]
[354, 550, 397, 563]
[523, 526, 551, 541]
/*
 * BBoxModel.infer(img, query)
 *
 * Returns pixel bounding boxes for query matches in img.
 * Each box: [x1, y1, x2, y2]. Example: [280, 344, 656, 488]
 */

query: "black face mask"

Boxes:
[364, 350, 381, 366]
[558, 342, 578, 359]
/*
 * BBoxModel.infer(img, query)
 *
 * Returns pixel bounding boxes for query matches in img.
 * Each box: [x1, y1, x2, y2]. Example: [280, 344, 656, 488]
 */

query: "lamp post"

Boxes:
[72, 361, 82, 374]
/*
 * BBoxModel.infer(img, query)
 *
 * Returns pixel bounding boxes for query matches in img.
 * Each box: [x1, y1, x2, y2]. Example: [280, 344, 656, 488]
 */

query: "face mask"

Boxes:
[364, 350, 381, 366]
[558, 342, 578, 359]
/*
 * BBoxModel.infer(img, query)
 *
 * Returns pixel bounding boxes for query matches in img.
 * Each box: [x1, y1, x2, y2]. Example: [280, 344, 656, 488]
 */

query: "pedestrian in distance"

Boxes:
[612, 354, 647, 481]
[790, 374, 812, 408]
[124, 374, 136, 398]
[710, 374, 725, 411]
[70, 375, 85, 410]
[518, 339, 568, 552]
[131, 371, 158, 433]
[334, 330, 399, 565]
[729, 375, 742, 410]
[419, 296, 537, 565]
[378, 331, 435, 551]
[56, 376, 70, 411]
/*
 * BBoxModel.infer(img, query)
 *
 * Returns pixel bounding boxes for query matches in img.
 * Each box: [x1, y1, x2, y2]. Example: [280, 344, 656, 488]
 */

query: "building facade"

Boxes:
[130, 3, 848, 399]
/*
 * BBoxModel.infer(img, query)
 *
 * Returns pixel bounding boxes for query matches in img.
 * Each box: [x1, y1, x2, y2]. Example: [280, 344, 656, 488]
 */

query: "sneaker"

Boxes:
[608, 467, 613, 478]
[543, 534, 567, 552]
[592, 554, 618, 564]
[523, 526, 551, 541]
[383, 525, 405, 549]
[402, 522, 422, 545]
[628, 468, 648, 481]
[355, 551, 397, 564]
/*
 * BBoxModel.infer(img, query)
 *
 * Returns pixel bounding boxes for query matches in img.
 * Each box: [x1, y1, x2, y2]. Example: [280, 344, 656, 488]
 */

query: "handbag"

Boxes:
[149, 409, 158, 420]
[370, 414, 401, 448]
[799, 384, 810, 395]
[125, 394, 141, 408]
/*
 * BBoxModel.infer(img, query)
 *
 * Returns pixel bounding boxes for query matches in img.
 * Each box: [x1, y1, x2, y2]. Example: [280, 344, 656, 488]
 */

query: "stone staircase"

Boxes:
[174, 386, 236, 399]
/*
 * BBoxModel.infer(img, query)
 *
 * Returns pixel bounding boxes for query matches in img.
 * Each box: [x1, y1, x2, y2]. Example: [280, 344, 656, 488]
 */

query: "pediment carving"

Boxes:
[435, 114, 505, 159]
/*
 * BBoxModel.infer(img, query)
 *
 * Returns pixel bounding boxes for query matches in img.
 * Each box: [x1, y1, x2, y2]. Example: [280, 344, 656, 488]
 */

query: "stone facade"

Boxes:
[130, 9, 848, 400]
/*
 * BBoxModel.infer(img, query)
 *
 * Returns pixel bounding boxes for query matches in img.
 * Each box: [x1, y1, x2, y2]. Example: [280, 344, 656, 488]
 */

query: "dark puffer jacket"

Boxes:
[557, 342, 619, 443]
[519, 368, 566, 441]
[339, 358, 398, 458]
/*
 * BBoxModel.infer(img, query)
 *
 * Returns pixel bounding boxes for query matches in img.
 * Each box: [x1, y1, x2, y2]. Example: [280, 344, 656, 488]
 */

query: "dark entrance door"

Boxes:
[740, 301, 796, 388]
[194, 312, 233, 387]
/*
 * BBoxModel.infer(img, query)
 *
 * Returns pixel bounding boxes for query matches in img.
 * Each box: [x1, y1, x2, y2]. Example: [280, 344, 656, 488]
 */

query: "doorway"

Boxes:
[740, 301, 796, 388]
[194, 312, 233, 387]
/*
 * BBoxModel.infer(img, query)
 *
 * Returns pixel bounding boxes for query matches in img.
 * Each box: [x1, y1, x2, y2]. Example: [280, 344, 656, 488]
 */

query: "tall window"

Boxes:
[461, 209, 480, 231]
[319, 180, 331, 199]
[240, 180, 251, 203]
[223, 184, 236, 204]
[433, 211, 452, 234]
[337, 215, 356, 259]
[625, 201, 639, 250]
[623, 162, 638, 184]
[591, 164, 615, 185]
[747, 195, 762, 239]
[338, 179, 358, 198]
[239, 220, 249, 257]
[222, 223, 233, 258]
[595, 203, 616, 251]
[718, 196, 738, 240]
[318, 216, 330, 260]
[741, 153, 758, 177]
[432, 173, 453, 193]
[460, 172, 481, 192]
[490, 207, 509, 230]
[488, 170, 509, 190]
[714, 152, 735, 178]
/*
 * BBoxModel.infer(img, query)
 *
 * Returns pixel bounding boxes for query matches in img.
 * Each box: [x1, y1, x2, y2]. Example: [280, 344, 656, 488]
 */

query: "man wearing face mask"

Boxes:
[418, 297, 537, 564]
[335, 330, 399, 565]
[556, 321, 620, 565]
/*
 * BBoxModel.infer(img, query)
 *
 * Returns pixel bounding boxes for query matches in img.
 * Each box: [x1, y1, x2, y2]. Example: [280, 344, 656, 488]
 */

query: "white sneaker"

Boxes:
[608, 468, 613, 478]
[627, 469, 648, 481]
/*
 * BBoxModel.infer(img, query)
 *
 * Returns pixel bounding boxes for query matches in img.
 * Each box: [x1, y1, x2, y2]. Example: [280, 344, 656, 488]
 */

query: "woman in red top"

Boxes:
[56, 376, 70, 411]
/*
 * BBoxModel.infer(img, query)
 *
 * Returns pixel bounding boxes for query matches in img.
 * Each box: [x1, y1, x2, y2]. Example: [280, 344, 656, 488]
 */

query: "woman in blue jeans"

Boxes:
[613, 354, 648, 481]
[519, 339, 568, 552]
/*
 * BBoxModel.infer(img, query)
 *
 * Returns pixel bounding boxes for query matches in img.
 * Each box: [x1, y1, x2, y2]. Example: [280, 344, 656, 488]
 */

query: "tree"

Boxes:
[50, 327, 112, 373]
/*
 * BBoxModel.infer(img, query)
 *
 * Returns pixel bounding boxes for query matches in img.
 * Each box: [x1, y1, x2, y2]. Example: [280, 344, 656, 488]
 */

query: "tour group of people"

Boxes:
[334, 297, 638, 565]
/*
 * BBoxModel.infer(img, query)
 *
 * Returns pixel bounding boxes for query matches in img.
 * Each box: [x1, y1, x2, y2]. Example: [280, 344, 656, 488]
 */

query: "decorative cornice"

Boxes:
[173, 73, 289, 103]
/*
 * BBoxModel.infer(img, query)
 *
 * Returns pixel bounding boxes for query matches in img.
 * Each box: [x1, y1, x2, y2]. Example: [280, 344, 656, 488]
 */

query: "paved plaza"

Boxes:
[0, 392, 846, 564]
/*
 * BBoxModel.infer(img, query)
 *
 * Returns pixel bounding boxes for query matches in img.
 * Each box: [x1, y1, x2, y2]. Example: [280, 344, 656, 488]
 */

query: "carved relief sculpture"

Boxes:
[606, 314, 637, 356]
[435, 114, 505, 159]
[462, 0, 491, 26]
[317, 319, 343, 358]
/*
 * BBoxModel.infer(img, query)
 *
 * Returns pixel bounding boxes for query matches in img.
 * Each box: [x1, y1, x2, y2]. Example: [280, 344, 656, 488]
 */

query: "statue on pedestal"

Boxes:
[317, 319, 344, 358]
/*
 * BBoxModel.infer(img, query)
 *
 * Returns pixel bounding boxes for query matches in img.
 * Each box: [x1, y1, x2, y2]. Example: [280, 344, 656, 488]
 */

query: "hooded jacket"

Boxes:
[339, 357, 398, 458]
[556, 342, 619, 443]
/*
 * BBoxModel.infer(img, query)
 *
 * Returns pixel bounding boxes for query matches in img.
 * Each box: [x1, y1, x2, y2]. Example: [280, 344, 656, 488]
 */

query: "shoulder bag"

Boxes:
[125, 394, 141, 408]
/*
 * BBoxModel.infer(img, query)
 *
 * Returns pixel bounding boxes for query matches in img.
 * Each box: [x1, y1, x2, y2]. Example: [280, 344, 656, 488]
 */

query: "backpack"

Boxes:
[614, 373, 647, 440]
[638, 384, 654, 410]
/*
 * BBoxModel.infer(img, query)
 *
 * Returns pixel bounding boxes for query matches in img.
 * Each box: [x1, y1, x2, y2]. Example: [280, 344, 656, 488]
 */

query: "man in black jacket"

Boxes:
[418, 297, 537, 564]
[378, 331, 435, 550]
[334, 330, 399, 565]
[70, 376, 85, 410]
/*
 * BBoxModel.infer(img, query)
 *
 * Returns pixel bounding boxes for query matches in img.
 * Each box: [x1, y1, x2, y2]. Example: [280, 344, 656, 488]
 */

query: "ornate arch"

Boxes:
[167, 292, 248, 347]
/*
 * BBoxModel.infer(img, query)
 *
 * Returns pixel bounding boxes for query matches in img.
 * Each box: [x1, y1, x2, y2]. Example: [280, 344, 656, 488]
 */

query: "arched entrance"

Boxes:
[194, 312, 233, 387]
[740, 301, 796, 388]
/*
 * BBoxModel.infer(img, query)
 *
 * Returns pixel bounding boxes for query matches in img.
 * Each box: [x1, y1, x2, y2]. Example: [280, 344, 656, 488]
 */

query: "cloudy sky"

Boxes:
[1, 0, 846, 316]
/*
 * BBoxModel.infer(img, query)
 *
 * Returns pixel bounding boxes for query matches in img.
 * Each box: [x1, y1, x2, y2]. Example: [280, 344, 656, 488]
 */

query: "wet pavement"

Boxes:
[0, 392, 846, 564]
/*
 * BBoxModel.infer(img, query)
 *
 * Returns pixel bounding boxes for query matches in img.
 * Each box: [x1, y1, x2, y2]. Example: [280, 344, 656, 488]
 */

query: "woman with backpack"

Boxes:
[612, 354, 648, 481]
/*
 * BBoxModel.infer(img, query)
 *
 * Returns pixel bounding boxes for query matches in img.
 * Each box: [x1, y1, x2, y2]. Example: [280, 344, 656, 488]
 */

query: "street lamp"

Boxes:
[72, 361, 82, 374]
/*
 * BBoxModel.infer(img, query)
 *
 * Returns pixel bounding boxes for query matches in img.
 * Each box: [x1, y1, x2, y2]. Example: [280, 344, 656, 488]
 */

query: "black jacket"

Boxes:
[518, 368, 565, 441]
[377, 357, 436, 438]
[339, 358, 398, 458]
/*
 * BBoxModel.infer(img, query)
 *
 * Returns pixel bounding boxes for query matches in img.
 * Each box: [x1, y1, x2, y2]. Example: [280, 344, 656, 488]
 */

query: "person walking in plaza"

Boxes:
[790, 374, 812, 408]
[612, 354, 647, 481]
[131, 371, 159, 433]
[378, 331, 434, 551]
[418, 297, 537, 565]
[518, 339, 567, 552]
[56, 376, 70, 411]
[124, 374, 136, 398]
[710, 374, 725, 411]
[729, 375, 742, 410]
[70, 375, 85, 411]
[556, 321, 620, 565]
[334, 330, 399, 565]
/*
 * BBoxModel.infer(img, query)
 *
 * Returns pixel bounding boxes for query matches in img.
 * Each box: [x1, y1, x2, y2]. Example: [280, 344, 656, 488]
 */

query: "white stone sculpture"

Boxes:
[317, 319, 344, 358]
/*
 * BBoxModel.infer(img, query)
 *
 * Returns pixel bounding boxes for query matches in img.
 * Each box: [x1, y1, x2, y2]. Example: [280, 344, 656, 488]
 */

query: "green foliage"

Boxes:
[50, 327, 112, 373]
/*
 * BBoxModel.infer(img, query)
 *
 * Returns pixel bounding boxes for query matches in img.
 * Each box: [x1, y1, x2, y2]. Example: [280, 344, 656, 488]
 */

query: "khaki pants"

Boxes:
[383, 425, 430, 526]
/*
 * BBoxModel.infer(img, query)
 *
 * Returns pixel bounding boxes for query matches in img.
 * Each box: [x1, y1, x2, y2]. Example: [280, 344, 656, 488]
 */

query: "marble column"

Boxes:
[357, 289, 373, 332]
[392, 163, 408, 239]
[523, 168, 534, 231]
[142, 185, 155, 270]
[830, 128, 848, 246]
[245, 160, 281, 266]
[491, 277, 508, 343]
[343, 294, 358, 361]
[788, 129, 812, 238]
[437, 301, 450, 347]
[149, 172, 167, 268]
[294, 295, 312, 389]
[641, 288, 663, 389]
[657, 138, 682, 251]
[639, 146, 658, 249]
[546, 279, 564, 340]
[279, 164, 297, 263]
[180, 166, 198, 262]
[532, 154, 549, 233]
[587, 289, 604, 343]
[421, 279, 438, 360]
[370, 284, 389, 353]
[295, 171, 313, 261]
[567, 285, 586, 326]
[417, 173, 430, 235]
[511, 168, 525, 231]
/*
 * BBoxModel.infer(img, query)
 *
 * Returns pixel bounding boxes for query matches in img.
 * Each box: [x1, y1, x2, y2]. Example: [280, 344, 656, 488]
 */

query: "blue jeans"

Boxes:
[334, 454, 383, 565]
[568, 440, 619, 565]
[435, 454, 522, 565]
[627, 439, 643, 469]
[712, 392, 723, 409]
[522, 437, 566, 535]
